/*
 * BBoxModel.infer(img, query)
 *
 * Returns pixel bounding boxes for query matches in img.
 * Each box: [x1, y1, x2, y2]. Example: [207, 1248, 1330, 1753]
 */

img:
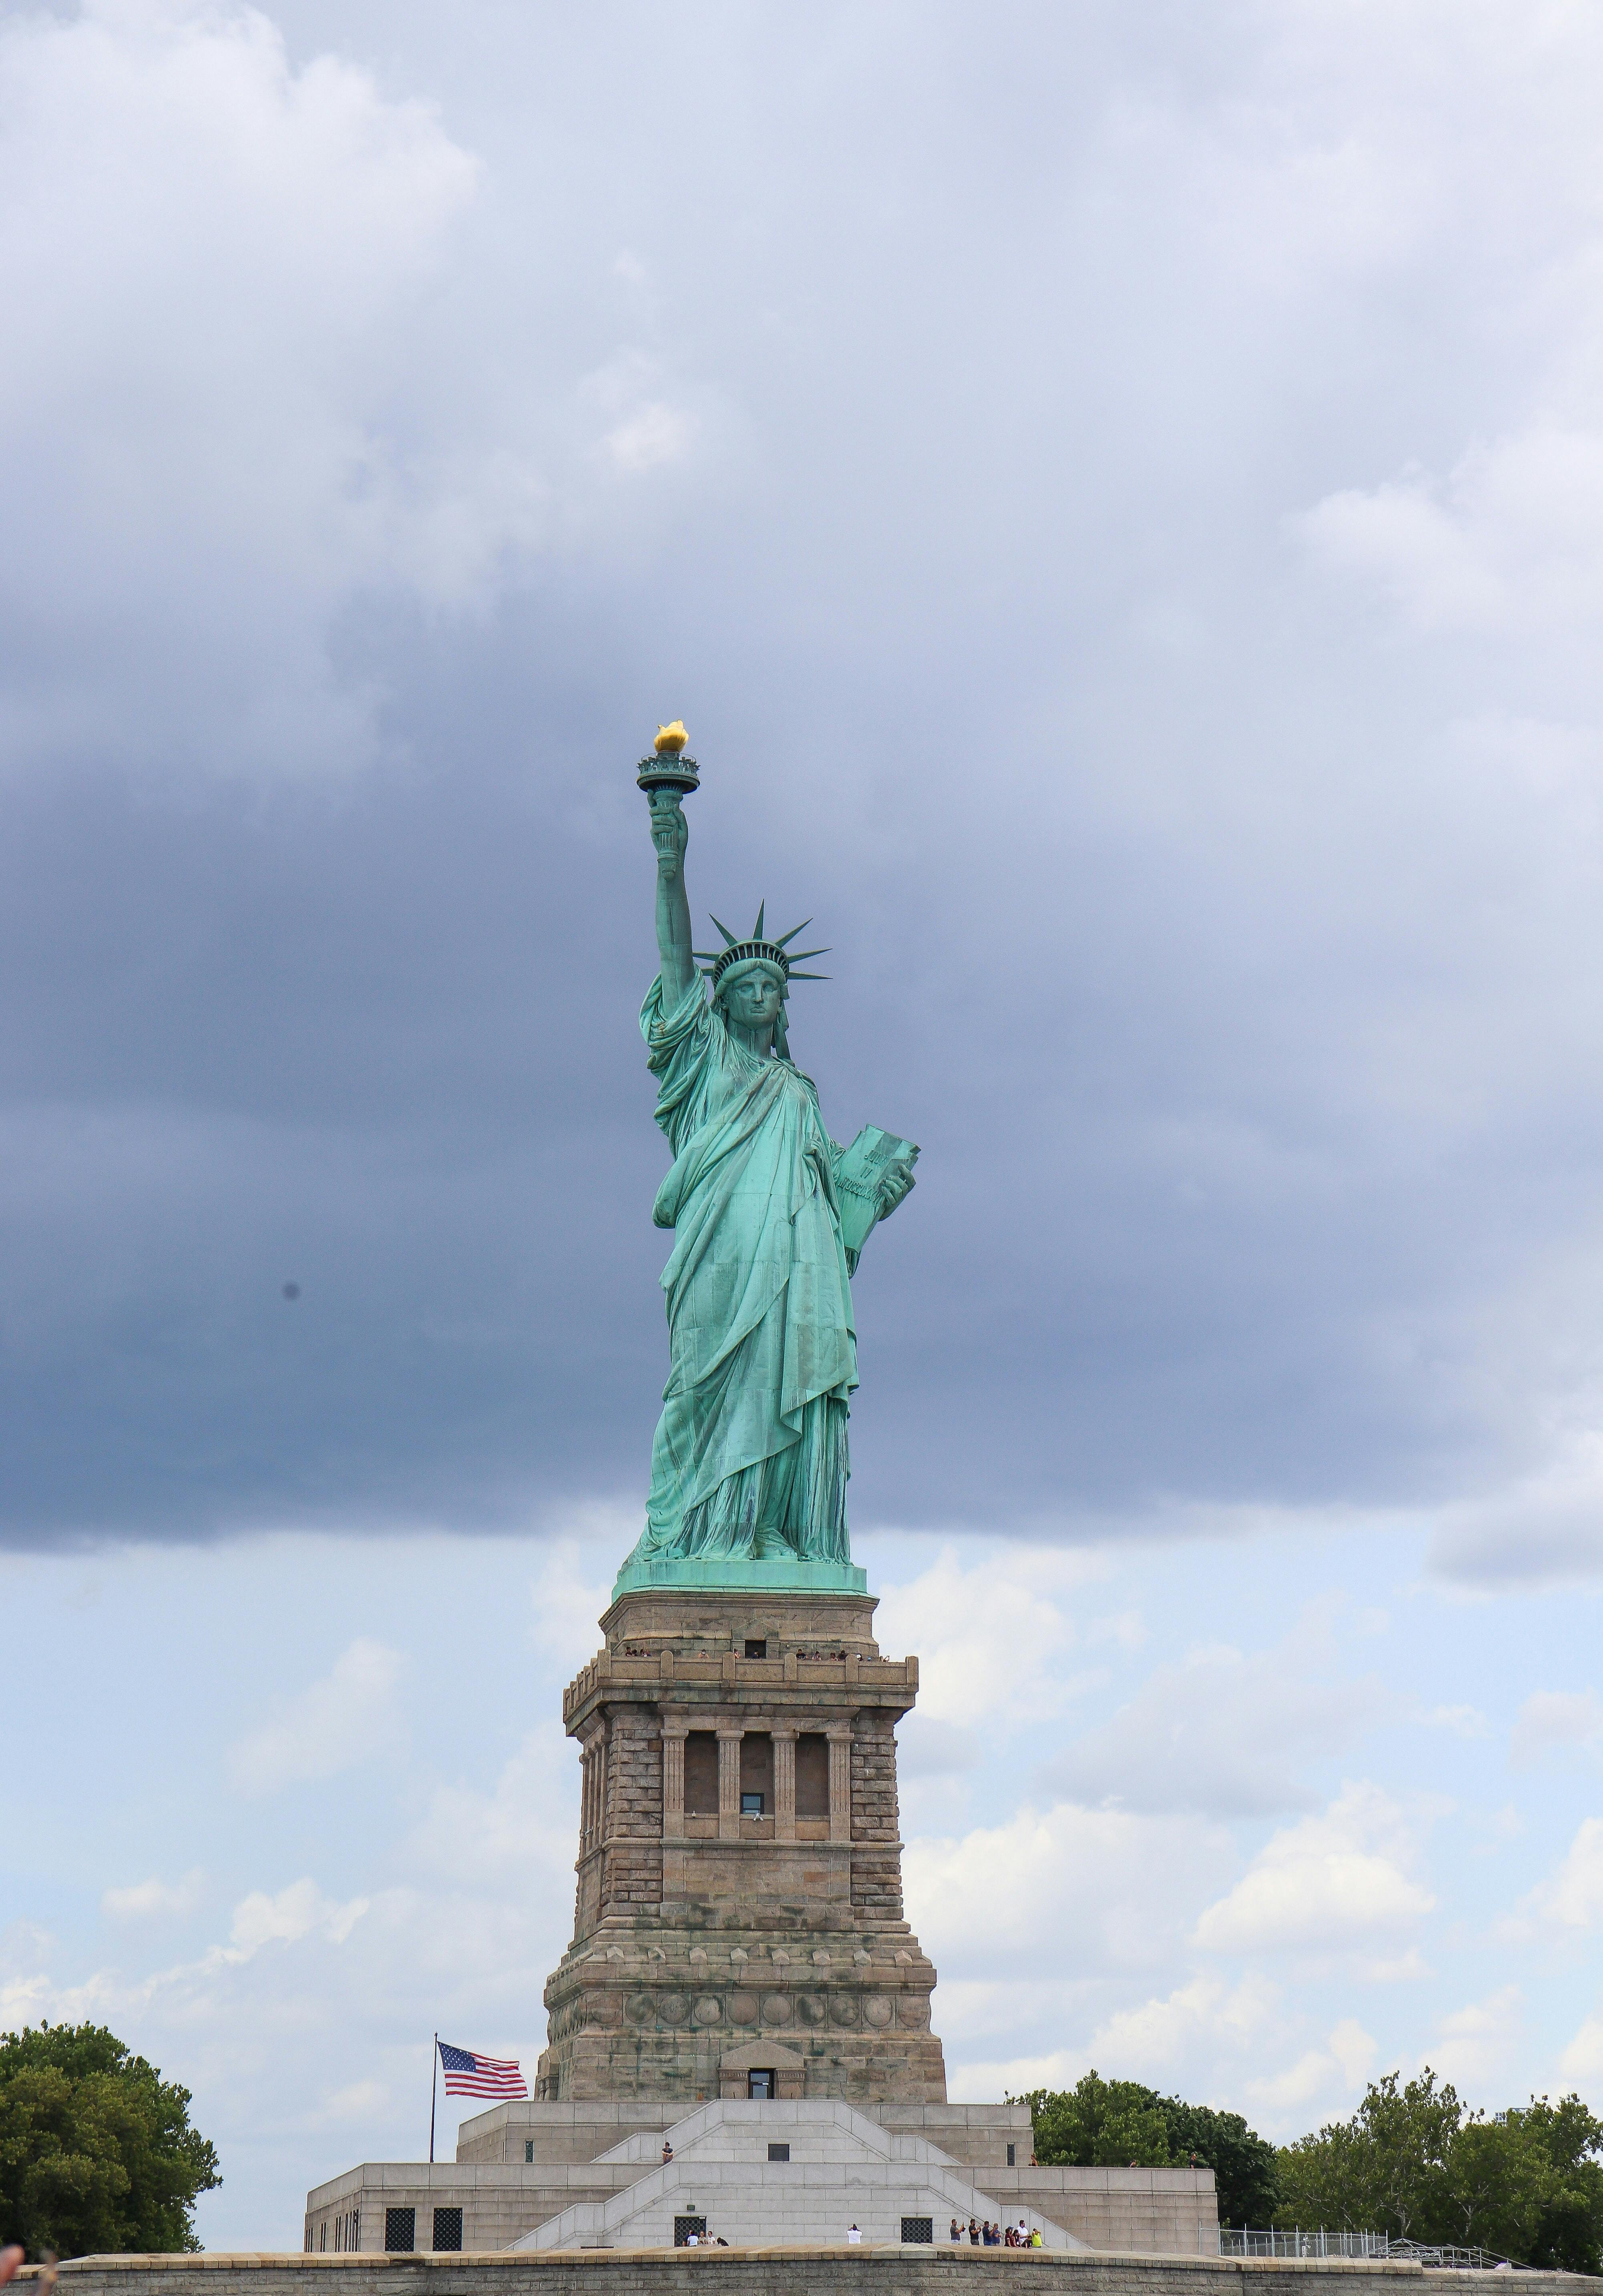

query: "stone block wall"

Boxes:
[18, 2251, 1603, 2296]
[539, 1588, 946, 2106]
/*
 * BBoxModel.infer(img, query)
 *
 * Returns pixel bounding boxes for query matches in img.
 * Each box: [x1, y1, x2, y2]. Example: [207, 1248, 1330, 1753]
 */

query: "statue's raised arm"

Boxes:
[650, 793, 697, 1006]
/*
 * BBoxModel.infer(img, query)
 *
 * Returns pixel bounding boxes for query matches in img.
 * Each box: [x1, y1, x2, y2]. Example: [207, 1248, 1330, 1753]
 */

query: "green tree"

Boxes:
[1016, 2073, 1280, 2225]
[1519, 2095, 1603, 2274]
[1277, 2070, 1462, 2242]
[0, 2024, 220, 2260]
[1159, 2100, 1280, 2228]
[1276, 2075, 1603, 2270]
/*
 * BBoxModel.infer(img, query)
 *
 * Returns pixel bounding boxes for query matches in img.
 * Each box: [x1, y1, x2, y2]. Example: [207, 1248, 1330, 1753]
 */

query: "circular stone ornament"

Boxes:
[830, 1995, 859, 2026]
[693, 1996, 723, 2026]
[760, 1993, 793, 2025]
[795, 1993, 826, 2026]
[624, 1995, 654, 2025]
[863, 1996, 893, 2027]
[656, 1994, 688, 2026]
[730, 1991, 760, 2026]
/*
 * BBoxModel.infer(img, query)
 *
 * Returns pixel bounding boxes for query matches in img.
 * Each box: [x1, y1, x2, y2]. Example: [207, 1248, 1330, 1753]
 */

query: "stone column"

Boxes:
[827, 1725, 852, 1842]
[717, 1726, 743, 1842]
[661, 1721, 687, 1838]
[771, 1727, 797, 1842]
[579, 1742, 594, 1854]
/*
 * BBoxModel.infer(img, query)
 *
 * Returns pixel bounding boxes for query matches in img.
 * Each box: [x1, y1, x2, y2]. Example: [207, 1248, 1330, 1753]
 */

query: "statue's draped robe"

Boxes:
[628, 970, 857, 1564]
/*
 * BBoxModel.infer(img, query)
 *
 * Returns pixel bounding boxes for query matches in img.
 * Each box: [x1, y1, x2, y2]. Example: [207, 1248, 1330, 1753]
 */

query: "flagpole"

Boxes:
[429, 2034, 437, 2165]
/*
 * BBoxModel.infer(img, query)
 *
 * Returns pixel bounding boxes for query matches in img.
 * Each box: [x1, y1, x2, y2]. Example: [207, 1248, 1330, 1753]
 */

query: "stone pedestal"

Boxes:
[537, 1586, 946, 2106]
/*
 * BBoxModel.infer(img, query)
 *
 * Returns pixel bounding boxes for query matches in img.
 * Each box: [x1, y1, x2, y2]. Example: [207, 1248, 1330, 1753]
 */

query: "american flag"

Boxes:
[437, 2041, 527, 2099]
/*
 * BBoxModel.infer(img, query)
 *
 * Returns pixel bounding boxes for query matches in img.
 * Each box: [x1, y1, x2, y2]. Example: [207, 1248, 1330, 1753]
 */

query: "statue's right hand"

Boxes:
[651, 796, 688, 874]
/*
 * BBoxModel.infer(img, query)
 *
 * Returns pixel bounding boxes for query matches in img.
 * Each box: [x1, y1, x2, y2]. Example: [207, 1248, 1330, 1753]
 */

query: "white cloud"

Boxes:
[1559, 2006, 1603, 2085]
[1085, 1973, 1282, 2080]
[1510, 1689, 1603, 1768]
[0, 0, 536, 776]
[906, 1799, 1230, 1978]
[410, 1724, 577, 1890]
[1246, 2020, 1378, 2119]
[1193, 1783, 1436, 1963]
[1429, 1440, 1603, 1589]
[228, 1637, 406, 1793]
[1301, 427, 1603, 641]
[1512, 1816, 1603, 1933]
[872, 1541, 1110, 1728]
[222, 1877, 369, 1961]
[1428, 1986, 1524, 2092]
[102, 1868, 205, 1921]
[1421, 1705, 1491, 1740]
[1040, 1626, 1385, 1816]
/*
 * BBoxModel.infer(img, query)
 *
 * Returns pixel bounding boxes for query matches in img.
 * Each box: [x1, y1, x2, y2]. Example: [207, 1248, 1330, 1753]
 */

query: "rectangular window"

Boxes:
[795, 1732, 830, 1817]
[524, 2140, 534, 2164]
[747, 2069, 774, 2099]
[767, 2142, 790, 2162]
[739, 1731, 773, 1807]
[351, 2213, 360, 2252]
[1007, 2143, 1016, 2167]
[744, 1638, 767, 1658]
[674, 2216, 707, 2247]
[683, 1730, 719, 1814]
[317, 2225, 326, 2252]
[902, 2217, 934, 2244]
[740, 1791, 765, 1816]
[384, 2207, 415, 2253]
[432, 2207, 462, 2252]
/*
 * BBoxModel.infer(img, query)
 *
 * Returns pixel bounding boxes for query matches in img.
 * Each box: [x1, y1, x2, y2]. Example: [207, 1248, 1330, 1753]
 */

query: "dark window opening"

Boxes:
[525, 2139, 534, 2163]
[384, 2207, 415, 2253]
[795, 1732, 830, 1817]
[674, 2217, 707, 2247]
[902, 2217, 934, 2244]
[768, 2142, 790, 2162]
[740, 1791, 765, 1816]
[1007, 2143, 1016, 2166]
[747, 2068, 775, 2099]
[739, 1731, 773, 1810]
[432, 2208, 462, 2253]
[683, 1730, 719, 1814]
[744, 1638, 767, 1658]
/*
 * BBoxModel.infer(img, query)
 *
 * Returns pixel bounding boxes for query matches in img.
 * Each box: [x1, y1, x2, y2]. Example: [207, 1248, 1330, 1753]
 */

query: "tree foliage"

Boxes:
[1015, 2071, 1280, 2228]
[0, 2024, 221, 2260]
[1275, 2070, 1603, 2272]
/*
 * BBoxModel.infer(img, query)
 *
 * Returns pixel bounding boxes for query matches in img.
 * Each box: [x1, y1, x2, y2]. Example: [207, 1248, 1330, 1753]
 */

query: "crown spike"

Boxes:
[786, 971, 831, 981]
[773, 917, 814, 948]
[751, 901, 766, 940]
[707, 914, 741, 948]
[784, 948, 830, 962]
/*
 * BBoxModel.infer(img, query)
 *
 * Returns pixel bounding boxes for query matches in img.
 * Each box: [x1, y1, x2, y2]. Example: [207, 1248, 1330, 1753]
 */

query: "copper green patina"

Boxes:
[613, 779, 917, 1600]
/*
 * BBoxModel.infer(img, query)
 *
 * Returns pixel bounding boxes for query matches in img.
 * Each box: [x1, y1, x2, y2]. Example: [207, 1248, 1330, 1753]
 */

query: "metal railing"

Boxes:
[1220, 2229, 1516, 2269]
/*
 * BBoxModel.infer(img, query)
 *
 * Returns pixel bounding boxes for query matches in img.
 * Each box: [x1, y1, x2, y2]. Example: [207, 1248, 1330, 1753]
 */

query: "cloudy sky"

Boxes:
[7, 0, 1603, 2250]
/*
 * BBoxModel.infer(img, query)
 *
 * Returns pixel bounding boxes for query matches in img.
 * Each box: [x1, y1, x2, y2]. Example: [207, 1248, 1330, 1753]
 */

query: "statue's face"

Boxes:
[721, 966, 784, 1027]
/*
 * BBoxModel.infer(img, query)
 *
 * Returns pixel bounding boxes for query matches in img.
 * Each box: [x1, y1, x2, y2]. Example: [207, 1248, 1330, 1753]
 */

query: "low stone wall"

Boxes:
[13, 2254, 1602, 2296]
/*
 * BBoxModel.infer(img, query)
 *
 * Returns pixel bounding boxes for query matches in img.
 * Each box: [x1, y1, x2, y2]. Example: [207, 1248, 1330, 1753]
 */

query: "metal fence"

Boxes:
[1220, 2230, 1515, 2270]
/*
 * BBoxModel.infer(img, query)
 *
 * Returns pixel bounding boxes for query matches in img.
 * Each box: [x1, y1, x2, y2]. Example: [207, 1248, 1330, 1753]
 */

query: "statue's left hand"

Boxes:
[876, 1158, 916, 1220]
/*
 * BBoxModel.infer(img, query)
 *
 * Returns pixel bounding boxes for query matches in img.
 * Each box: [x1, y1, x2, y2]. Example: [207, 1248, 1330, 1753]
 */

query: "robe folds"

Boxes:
[627, 970, 858, 1566]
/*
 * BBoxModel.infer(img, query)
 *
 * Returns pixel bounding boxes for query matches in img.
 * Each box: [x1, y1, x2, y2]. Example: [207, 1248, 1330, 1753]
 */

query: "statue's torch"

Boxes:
[637, 722, 699, 831]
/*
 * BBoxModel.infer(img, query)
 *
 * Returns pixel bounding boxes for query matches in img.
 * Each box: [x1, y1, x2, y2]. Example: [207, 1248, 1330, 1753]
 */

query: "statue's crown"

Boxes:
[694, 903, 830, 992]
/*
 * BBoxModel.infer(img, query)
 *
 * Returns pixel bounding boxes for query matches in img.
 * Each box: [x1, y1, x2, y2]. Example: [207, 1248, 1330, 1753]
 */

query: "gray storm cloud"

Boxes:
[4, 0, 1603, 1579]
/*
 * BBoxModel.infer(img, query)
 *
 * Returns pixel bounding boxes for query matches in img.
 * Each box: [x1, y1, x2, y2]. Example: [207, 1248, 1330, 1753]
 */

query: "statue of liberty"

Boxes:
[616, 761, 917, 1591]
